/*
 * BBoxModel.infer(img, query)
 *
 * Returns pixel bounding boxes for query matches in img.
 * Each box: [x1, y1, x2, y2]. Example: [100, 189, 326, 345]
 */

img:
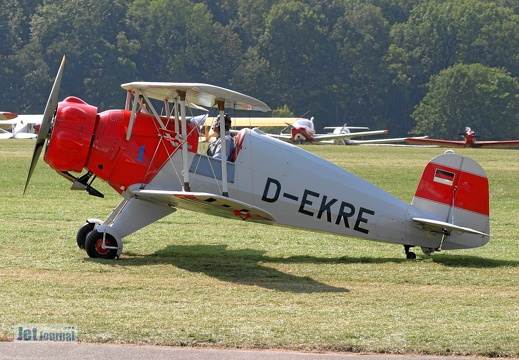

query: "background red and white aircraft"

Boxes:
[25, 56, 490, 261]
[267, 117, 390, 144]
[0, 112, 41, 139]
[406, 127, 519, 149]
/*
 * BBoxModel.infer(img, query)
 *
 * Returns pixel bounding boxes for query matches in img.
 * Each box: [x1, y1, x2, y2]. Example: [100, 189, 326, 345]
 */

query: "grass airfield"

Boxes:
[0, 140, 518, 357]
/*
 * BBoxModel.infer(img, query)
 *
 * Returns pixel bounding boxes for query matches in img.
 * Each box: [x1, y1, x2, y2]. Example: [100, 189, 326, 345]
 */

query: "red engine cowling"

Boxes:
[44, 96, 97, 172]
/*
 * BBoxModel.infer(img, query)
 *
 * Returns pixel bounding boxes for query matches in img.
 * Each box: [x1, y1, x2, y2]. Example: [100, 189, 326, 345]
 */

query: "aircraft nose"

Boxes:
[44, 96, 98, 172]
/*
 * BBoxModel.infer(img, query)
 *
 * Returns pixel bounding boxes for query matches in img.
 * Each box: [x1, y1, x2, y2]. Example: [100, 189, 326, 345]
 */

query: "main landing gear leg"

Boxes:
[404, 245, 416, 260]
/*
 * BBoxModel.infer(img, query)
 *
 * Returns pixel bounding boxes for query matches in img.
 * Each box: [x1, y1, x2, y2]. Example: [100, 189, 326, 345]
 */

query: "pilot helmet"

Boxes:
[212, 113, 231, 131]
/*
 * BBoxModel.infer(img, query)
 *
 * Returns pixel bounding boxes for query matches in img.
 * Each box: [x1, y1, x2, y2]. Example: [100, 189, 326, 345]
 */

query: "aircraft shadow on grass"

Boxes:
[430, 254, 519, 268]
[88, 244, 518, 292]
[111, 244, 374, 293]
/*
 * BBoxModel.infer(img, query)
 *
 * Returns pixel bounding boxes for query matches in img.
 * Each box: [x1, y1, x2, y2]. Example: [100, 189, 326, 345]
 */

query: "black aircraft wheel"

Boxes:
[84, 229, 119, 259]
[76, 222, 97, 249]
[404, 245, 417, 260]
[406, 251, 417, 260]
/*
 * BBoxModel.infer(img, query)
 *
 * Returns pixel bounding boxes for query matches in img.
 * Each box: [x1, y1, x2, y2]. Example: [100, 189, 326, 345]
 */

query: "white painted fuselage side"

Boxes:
[146, 128, 444, 249]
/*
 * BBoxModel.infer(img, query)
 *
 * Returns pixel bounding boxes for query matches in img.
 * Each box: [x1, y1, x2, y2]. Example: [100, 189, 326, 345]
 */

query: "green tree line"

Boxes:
[2, 0, 519, 138]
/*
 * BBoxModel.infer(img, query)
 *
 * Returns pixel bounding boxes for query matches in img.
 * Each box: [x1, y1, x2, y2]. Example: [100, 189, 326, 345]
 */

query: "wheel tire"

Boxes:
[84, 229, 119, 259]
[406, 251, 417, 260]
[76, 222, 96, 249]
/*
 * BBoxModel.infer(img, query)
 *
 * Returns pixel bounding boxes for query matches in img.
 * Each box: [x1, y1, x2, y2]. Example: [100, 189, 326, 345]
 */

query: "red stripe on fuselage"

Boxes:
[415, 164, 489, 216]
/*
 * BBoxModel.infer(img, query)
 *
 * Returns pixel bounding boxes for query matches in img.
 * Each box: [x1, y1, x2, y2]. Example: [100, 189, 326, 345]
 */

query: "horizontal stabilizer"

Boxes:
[130, 188, 275, 223]
[412, 217, 489, 237]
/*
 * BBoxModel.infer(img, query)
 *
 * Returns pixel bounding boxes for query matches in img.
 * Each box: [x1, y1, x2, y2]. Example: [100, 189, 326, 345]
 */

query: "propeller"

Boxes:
[23, 55, 66, 194]
[299, 128, 312, 141]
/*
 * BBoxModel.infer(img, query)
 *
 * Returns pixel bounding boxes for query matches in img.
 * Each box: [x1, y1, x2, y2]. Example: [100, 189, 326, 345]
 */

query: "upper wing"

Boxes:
[130, 188, 275, 223]
[313, 129, 388, 142]
[122, 82, 271, 112]
[405, 137, 467, 148]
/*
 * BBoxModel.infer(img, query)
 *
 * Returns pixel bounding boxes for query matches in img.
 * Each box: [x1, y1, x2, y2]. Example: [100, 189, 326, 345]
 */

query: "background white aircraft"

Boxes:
[267, 117, 391, 144]
[0, 113, 42, 139]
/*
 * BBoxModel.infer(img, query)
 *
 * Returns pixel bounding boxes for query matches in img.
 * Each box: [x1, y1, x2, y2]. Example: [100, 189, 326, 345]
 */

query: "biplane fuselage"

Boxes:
[46, 96, 489, 255]
[148, 127, 437, 246]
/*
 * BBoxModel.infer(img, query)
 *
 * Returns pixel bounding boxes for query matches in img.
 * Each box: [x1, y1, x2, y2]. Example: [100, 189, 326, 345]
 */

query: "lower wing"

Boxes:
[130, 187, 275, 223]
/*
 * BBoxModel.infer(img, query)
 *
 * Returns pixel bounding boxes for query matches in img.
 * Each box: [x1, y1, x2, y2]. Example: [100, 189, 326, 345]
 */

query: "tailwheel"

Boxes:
[76, 219, 102, 249]
[84, 229, 119, 259]
[404, 245, 416, 260]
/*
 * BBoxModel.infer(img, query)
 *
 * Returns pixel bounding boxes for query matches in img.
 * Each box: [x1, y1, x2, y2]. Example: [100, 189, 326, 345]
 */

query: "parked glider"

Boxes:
[268, 117, 390, 144]
[25, 56, 490, 260]
[406, 127, 519, 149]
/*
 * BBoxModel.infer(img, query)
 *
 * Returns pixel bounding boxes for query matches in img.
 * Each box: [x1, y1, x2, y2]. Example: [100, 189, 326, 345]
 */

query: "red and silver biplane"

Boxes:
[406, 127, 519, 149]
[25, 57, 490, 260]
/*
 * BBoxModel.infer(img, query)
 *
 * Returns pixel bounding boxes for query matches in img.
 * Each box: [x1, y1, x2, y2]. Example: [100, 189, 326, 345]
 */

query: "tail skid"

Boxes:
[411, 151, 490, 253]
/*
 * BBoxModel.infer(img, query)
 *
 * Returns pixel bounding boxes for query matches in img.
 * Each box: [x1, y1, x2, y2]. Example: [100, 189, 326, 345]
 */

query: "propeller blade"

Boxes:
[300, 128, 312, 141]
[24, 55, 66, 194]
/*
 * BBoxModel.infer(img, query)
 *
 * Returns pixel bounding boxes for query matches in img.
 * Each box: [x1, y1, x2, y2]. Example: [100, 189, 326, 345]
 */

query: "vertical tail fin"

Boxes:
[411, 151, 490, 250]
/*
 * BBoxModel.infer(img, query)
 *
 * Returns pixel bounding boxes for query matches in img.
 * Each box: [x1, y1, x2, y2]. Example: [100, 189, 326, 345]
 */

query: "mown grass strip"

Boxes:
[0, 140, 518, 356]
